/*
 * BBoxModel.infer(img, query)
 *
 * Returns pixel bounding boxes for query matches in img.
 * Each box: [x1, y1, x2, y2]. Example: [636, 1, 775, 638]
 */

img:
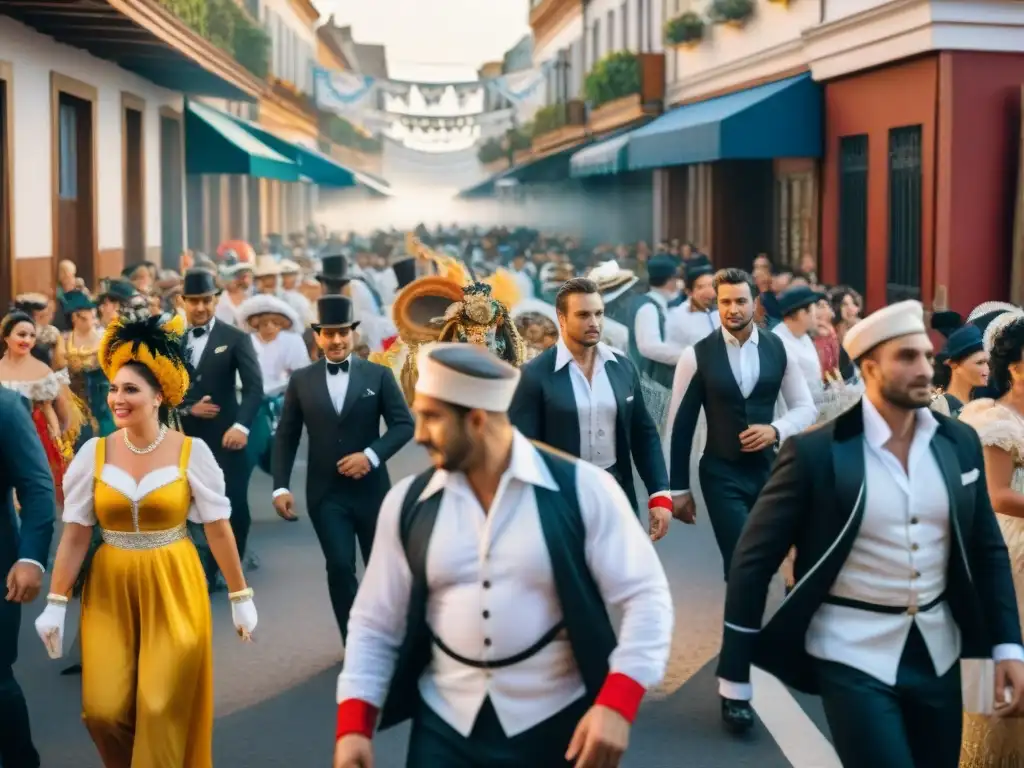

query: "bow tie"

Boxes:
[191, 326, 208, 338]
[327, 360, 350, 375]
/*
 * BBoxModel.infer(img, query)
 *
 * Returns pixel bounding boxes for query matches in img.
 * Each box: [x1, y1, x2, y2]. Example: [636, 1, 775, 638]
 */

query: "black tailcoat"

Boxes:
[272, 357, 414, 512]
[717, 400, 1022, 693]
[508, 345, 668, 510]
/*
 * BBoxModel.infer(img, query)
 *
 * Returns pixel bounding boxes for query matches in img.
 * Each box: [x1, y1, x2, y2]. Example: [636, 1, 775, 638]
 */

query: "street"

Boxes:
[22, 440, 840, 767]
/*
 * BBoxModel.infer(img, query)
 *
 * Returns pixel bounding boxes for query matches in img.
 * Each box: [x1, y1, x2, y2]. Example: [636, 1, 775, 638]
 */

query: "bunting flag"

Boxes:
[418, 84, 448, 106]
[484, 61, 554, 104]
[453, 83, 481, 109]
[315, 69, 376, 112]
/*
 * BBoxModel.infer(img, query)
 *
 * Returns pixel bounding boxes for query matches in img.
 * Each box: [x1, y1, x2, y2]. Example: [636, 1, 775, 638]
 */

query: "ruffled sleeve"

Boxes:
[960, 400, 1024, 460]
[61, 437, 97, 526]
[185, 437, 232, 524]
[30, 372, 61, 402]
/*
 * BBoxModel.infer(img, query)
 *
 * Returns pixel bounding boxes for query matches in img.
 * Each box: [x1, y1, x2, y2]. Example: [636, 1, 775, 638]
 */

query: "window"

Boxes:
[775, 172, 817, 269]
[621, 2, 629, 49]
[887, 125, 923, 303]
[838, 135, 869, 297]
[608, 11, 615, 52]
[58, 101, 77, 200]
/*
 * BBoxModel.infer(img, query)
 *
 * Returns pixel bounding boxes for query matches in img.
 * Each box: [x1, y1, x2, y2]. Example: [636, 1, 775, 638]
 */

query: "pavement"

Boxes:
[20, 440, 842, 767]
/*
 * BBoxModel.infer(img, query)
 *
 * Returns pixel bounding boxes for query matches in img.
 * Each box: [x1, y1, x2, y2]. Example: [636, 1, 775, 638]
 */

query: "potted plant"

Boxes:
[584, 50, 641, 109]
[708, 0, 755, 28]
[664, 11, 706, 48]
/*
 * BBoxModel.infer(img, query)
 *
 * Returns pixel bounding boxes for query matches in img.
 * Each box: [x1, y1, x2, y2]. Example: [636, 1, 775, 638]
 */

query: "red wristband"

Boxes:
[594, 672, 646, 723]
[648, 495, 673, 513]
[336, 699, 378, 740]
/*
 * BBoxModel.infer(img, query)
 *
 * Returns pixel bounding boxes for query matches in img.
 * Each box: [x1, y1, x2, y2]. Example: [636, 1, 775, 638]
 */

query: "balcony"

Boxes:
[531, 99, 587, 156]
[586, 52, 665, 135]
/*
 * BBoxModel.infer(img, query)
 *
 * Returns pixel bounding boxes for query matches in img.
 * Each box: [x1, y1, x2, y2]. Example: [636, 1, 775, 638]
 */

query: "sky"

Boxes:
[313, 0, 531, 83]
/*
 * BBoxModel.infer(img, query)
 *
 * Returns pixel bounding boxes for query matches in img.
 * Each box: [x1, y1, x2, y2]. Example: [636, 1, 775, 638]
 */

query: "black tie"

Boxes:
[327, 360, 349, 375]
[191, 326, 207, 338]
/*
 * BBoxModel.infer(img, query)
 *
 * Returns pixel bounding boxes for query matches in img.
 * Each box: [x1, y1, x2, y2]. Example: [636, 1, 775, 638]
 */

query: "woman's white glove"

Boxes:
[35, 602, 67, 659]
[231, 597, 258, 641]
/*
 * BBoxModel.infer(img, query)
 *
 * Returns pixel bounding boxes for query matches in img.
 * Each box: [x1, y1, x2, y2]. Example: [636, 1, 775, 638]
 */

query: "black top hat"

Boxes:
[97, 279, 138, 304]
[392, 258, 417, 290]
[62, 290, 95, 315]
[777, 285, 825, 317]
[931, 310, 963, 338]
[181, 269, 222, 297]
[312, 296, 360, 331]
[316, 255, 351, 285]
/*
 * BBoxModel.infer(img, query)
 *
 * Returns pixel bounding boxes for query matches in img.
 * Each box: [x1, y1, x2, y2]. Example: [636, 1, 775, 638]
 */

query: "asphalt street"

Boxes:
[19, 440, 840, 767]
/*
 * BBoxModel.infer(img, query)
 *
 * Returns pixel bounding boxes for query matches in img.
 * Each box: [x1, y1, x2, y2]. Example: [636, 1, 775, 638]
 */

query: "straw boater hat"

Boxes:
[278, 259, 301, 275]
[587, 260, 639, 304]
[253, 255, 281, 279]
[236, 294, 301, 332]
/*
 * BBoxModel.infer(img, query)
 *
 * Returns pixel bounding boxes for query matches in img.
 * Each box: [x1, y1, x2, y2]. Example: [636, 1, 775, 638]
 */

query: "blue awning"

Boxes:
[570, 133, 630, 178]
[627, 73, 822, 172]
[184, 101, 299, 181]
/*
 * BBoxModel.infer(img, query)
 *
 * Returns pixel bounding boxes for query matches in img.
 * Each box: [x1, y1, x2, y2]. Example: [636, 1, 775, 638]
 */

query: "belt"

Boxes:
[431, 621, 566, 670]
[100, 523, 188, 551]
[824, 593, 946, 617]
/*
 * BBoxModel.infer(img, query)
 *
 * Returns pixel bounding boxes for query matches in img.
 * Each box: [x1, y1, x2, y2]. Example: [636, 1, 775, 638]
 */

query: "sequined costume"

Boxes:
[64, 331, 115, 448]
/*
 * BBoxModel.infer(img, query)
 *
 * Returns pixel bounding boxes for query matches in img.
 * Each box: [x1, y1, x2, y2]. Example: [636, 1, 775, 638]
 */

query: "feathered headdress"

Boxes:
[98, 309, 190, 406]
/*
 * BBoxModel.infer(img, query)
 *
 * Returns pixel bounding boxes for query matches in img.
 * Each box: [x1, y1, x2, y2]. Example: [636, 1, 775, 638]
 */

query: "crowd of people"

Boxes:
[1, 222, 1024, 768]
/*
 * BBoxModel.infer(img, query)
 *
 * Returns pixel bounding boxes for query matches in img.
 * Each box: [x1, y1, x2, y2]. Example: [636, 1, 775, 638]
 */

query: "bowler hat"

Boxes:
[316, 255, 351, 285]
[97, 279, 138, 304]
[939, 324, 984, 363]
[392, 258, 417, 290]
[62, 290, 95, 315]
[311, 295, 359, 331]
[647, 256, 678, 284]
[777, 285, 825, 317]
[181, 269, 221, 297]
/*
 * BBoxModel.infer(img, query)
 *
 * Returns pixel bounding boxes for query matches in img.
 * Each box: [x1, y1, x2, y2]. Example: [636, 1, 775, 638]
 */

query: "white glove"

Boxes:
[231, 598, 258, 641]
[35, 602, 67, 659]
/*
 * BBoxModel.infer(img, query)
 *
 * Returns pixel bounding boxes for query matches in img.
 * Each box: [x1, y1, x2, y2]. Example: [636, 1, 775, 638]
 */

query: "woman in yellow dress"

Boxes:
[33, 310, 259, 767]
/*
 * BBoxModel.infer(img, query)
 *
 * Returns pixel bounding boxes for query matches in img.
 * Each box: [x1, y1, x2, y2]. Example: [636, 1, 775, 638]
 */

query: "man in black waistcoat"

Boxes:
[668, 268, 816, 732]
[178, 269, 263, 584]
[510, 278, 672, 534]
[272, 295, 413, 646]
[332, 344, 672, 768]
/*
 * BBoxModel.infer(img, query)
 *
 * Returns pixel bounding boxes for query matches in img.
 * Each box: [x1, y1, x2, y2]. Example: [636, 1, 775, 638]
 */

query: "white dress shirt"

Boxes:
[666, 299, 720, 348]
[555, 340, 619, 470]
[772, 323, 823, 401]
[185, 318, 249, 437]
[634, 291, 684, 367]
[668, 325, 817, 494]
[336, 431, 673, 737]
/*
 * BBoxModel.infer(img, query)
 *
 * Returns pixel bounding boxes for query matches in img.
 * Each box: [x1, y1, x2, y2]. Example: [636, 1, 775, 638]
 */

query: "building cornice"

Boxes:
[667, 38, 807, 105]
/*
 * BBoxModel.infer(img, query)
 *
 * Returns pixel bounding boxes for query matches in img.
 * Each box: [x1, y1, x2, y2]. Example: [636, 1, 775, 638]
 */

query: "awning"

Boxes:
[459, 141, 589, 198]
[353, 172, 393, 197]
[627, 73, 822, 172]
[184, 101, 299, 181]
[570, 133, 631, 178]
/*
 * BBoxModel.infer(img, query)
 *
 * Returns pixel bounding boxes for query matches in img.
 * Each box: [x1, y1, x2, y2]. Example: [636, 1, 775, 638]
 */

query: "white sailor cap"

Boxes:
[415, 343, 521, 412]
[842, 299, 927, 361]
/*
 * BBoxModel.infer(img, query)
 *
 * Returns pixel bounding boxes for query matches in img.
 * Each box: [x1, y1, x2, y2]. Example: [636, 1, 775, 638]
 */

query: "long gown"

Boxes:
[958, 399, 1024, 766]
[62, 434, 231, 767]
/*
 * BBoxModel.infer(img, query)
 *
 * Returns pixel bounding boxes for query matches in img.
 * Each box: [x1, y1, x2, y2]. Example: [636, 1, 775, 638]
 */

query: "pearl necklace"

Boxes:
[123, 425, 168, 455]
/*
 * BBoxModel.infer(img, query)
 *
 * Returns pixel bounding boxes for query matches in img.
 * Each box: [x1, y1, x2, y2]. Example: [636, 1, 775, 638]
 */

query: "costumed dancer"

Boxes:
[32, 309, 258, 768]
[271, 295, 414, 646]
[178, 269, 263, 587]
[62, 290, 115, 447]
[236, 293, 310, 474]
[716, 300, 1024, 767]
[509, 277, 673, 537]
[333, 343, 673, 768]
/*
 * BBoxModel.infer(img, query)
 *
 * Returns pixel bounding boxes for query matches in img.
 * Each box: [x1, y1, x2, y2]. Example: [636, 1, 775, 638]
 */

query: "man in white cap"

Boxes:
[715, 299, 1024, 766]
[332, 343, 673, 768]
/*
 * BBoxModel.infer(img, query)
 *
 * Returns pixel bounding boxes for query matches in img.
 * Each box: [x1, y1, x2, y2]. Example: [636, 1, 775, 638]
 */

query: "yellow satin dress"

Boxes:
[81, 437, 214, 768]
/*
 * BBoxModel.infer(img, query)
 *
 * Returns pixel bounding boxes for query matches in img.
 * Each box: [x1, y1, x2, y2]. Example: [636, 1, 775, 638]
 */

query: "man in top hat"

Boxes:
[317, 255, 392, 353]
[715, 299, 1024, 765]
[178, 269, 264, 580]
[629, 256, 684, 389]
[271, 295, 413, 646]
[332, 343, 672, 768]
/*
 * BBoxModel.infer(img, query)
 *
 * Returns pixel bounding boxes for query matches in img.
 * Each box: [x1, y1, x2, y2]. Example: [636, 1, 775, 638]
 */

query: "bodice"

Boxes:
[93, 437, 194, 533]
[65, 332, 101, 373]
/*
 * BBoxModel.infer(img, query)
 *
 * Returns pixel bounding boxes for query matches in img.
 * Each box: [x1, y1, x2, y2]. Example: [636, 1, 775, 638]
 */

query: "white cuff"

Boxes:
[993, 644, 1024, 663]
[272, 488, 290, 499]
[770, 420, 793, 444]
[364, 448, 380, 468]
[231, 423, 250, 436]
[16, 558, 45, 574]
[718, 679, 753, 701]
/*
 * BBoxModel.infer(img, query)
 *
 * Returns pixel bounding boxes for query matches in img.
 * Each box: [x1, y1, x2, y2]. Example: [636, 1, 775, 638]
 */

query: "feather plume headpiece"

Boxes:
[98, 309, 190, 406]
[984, 308, 1024, 355]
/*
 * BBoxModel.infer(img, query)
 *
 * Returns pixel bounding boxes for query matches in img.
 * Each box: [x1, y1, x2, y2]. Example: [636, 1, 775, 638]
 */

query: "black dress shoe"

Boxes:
[721, 697, 754, 734]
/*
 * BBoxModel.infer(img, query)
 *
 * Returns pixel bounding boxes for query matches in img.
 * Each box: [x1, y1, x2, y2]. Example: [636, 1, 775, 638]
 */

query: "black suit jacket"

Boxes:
[717, 400, 1022, 694]
[508, 344, 669, 510]
[272, 357, 414, 512]
[180, 320, 263, 450]
[0, 389, 55, 570]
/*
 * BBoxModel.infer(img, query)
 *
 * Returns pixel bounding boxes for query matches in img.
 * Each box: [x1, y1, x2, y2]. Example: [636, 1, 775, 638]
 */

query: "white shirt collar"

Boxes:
[553, 339, 617, 372]
[419, 430, 560, 501]
[722, 323, 759, 348]
[188, 317, 216, 333]
[861, 395, 938, 451]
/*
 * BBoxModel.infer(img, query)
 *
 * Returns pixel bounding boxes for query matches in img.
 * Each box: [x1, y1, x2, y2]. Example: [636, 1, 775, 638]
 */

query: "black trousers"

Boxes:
[0, 589, 39, 767]
[407, 696, 589, 768]
[309, 495, 377, 643]
[815, 624, 963, 768]
[699, 454, 771, 577]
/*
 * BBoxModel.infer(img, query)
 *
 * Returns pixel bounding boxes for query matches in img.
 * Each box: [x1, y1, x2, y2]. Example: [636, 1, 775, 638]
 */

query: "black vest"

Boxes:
[628, 295, 675, 388]
[696, 329, 787, 462]
[377, 445, 617, 730]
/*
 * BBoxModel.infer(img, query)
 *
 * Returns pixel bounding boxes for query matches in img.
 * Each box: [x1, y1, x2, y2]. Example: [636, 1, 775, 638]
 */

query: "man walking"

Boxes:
[0, 388, 55, 767]
[272, 295, 413, 646]
[716, 300, 1024, 765]
[333, 343, 673, 768]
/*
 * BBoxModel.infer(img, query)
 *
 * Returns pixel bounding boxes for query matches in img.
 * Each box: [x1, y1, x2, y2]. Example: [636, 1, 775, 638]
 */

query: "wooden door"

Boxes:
[160, 114, 184, 269]
[57, 94, 95, 288]
[123, 104, 144, 266]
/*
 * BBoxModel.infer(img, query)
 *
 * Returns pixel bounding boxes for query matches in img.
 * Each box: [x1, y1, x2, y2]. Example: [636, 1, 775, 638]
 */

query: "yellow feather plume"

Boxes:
[483, 268, 521, 311]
